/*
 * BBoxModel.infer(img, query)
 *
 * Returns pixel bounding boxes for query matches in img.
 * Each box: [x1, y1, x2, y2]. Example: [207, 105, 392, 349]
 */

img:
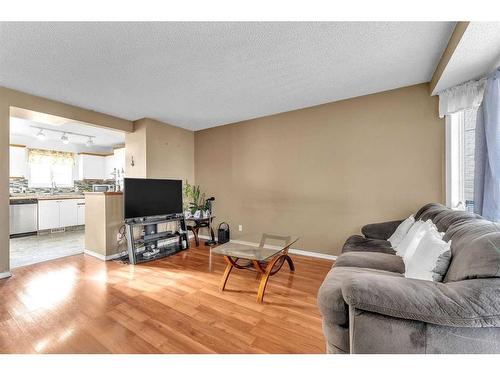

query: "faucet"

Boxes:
[50, 179, 57, 195]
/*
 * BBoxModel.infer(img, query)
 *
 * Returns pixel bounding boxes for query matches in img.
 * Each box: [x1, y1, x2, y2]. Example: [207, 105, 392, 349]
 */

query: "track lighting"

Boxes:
[30, 126, 96, 147]
[36, 129, 46, 141]
[61, 133, 69, 144]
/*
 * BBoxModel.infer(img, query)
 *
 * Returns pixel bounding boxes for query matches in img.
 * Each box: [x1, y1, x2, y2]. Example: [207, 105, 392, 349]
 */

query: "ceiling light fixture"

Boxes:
[36, 129, 47, 141]
[61, 133, 69, 144]
[30, 126, 97, 146]
[36, 129, 46, 141]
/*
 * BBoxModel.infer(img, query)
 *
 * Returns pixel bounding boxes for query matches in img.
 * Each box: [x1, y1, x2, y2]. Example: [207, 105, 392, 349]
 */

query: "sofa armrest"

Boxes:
[341, 274, 500, 328]
[361, 220, 402, 240]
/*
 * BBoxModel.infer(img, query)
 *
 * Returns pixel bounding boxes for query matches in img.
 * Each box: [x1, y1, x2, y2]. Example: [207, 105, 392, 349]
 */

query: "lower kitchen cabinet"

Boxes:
[38, 200, 61, 230]
[77, 201, 85, 225]
[59, 200, 78, 227]
[38, 199, 85, 230]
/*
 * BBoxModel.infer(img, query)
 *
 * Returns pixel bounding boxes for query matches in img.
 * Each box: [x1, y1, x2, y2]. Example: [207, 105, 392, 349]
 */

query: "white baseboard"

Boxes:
[0, 271, 12, 279]
[197, 234, 337, 261]
[288, 248, 337, 261]
[84, 249, 123, 261]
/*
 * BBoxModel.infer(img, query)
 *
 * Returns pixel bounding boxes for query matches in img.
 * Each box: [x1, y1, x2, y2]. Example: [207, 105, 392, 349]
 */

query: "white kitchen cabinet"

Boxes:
[9, 146, 27, 178]
[59, 200, 78, 227]
[78, 154, 106, 179]
[38, 200, 61, 230]
[38, 198, 83, 230]
[104, 154, 116, 180]
[76, 200, 85, 225]
[104, 148, 125, 180]
[114, 148, 125, 174]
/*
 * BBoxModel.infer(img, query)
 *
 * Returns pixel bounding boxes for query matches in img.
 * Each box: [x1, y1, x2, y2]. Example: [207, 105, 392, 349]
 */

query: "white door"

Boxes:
[59, 200, 78, 227]
[76, 202, 85, 225]
[38, 200, 60, 230]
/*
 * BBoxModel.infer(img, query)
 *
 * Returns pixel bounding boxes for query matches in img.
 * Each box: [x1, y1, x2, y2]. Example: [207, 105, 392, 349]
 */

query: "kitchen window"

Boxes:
[27, 149, 75, 188]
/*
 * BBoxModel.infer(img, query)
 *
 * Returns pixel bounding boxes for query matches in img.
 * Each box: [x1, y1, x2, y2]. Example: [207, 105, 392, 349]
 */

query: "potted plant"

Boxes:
[183, 181, 208, 216]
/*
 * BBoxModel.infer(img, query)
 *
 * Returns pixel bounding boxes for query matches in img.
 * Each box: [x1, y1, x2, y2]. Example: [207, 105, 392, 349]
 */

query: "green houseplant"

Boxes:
[183, 181, 208, 214]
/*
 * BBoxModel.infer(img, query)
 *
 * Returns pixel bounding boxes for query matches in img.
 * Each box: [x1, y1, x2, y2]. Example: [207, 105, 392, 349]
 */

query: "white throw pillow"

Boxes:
[388, 215, 415, 248]
[405, 228, 451, 281]
[395, 219, 433, 261]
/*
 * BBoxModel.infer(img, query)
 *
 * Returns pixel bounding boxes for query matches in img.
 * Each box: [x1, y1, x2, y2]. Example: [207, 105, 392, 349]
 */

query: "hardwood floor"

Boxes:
[0, 241, 333, 354]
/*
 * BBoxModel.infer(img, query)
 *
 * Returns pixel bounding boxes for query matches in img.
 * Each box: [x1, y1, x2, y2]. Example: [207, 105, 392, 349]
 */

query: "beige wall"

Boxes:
[84, 193, 124, 257]
[194, 83, 445, 256]
[125, 120, 148, 178]
[1, 82, 445, 270]
[125, 118, 195, 183]
[0, 103, 9, 275]
[0, 86, 133, 274]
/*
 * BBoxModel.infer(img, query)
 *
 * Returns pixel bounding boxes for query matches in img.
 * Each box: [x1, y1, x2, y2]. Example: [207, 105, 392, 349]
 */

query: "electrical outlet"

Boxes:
[238, 224, 243, 232]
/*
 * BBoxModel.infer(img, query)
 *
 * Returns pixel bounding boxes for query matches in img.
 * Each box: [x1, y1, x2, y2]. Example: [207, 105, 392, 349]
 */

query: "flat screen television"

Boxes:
[124, 178, 183, 220]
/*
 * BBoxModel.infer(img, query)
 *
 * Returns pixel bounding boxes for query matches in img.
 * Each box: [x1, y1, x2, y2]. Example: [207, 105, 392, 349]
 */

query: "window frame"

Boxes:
[27, 157, 75, 189]
[445, 112, 465, 209]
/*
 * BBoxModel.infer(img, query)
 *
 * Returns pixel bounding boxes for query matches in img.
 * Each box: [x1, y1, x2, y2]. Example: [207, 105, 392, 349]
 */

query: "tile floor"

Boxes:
[9, 229, 85, 268]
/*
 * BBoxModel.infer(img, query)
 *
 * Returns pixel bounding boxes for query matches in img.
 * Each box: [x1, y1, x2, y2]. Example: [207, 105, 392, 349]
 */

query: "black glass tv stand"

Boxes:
[124, 214, 189, 264]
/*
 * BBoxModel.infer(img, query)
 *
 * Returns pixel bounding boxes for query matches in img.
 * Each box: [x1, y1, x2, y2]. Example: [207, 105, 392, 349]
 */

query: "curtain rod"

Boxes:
[438, 66, 500, 96]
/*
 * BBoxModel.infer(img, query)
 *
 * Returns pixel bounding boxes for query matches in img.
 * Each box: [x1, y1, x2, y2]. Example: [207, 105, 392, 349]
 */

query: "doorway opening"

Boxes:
[9, 108, 125, 268]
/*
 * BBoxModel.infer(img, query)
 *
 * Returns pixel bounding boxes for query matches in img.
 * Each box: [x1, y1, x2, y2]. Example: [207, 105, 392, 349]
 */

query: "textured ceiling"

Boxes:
[432, 22, 500, 94]
[0, 22, 455, 131]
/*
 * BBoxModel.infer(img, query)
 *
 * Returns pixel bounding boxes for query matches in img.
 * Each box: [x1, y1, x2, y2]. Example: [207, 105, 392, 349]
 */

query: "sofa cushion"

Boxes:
[335, 252, 404, 274]
[342, 273, 500, 327]
[361, 219, 404, 240]
[342, 235, 395, 254]
[443, 219, 500, 281]
[415, 203, 447, 221]
[433, 210, 479, 233]
[445, 231, 500, 282]
[317, 267, 403, 326]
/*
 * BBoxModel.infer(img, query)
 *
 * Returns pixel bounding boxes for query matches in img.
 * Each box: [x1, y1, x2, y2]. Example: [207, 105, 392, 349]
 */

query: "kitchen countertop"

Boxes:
[9, 194, 86, 201]
[84, 192, 123, 195]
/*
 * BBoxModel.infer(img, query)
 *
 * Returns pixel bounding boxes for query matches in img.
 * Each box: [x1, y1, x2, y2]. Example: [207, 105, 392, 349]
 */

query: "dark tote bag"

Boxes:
[217, 222, 230, 244]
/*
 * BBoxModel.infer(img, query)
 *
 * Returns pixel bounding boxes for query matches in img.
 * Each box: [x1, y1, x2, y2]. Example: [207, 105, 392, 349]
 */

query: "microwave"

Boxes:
[92, 184, 115, 192]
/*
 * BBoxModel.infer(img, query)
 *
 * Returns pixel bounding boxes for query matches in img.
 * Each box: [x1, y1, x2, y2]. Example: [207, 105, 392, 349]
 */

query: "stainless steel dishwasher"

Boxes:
[9, 198, 38, 237]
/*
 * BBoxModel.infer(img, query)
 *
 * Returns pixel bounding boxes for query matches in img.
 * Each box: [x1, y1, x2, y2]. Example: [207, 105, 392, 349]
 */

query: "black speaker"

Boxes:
[217, 222, 230, 244]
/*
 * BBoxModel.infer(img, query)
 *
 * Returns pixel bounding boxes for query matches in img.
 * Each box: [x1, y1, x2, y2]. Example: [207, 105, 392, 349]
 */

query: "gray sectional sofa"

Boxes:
[317, 203, 500, 354]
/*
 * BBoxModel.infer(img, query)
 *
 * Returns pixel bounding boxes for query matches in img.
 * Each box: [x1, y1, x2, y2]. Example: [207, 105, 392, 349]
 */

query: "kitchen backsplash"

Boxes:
[9, 177, 116, 194]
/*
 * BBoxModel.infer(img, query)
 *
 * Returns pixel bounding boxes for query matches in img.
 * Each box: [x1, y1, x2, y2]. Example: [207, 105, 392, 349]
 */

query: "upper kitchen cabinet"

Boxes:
[9, 145, 27, 178]
[78, 148, 124, 181]
[104, 147, 125, 180]
[104, 153, 116, 180]
[78, 153, 106, 180]
[114, 147, 125, 173]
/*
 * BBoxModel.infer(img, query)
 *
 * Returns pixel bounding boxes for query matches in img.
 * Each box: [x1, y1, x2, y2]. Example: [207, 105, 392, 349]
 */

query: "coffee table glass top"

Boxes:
[211, 233, 299, 261]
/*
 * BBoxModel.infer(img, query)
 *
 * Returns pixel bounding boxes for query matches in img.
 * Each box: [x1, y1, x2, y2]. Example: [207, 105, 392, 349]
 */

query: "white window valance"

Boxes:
[28, 148, 75, 165]
[438, 78, 487, 118]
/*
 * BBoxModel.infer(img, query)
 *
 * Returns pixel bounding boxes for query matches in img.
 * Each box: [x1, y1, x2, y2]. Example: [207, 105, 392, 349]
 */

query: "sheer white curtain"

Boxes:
[438, 78, 487, 118]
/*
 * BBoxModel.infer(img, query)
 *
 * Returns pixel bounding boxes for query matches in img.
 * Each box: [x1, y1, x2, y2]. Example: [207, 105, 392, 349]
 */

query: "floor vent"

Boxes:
[51, 227, 66, 234]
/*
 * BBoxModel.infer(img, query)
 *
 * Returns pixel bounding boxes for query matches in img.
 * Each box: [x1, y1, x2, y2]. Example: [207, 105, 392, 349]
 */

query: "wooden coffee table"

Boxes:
[210, 233, 299, 303]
